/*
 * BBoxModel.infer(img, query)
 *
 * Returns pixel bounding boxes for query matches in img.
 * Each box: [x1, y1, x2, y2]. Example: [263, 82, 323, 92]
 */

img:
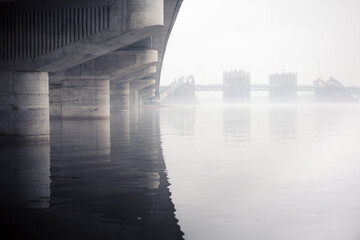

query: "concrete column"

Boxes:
[130, 88, 139, 109]
[110, 82, 130, 112]
[129, 79, 156, 109]
[0, 71, 49, 142]
[139, 87, 156, 102]
[127, 0, 164, 31]
[62, 79, 110, 119]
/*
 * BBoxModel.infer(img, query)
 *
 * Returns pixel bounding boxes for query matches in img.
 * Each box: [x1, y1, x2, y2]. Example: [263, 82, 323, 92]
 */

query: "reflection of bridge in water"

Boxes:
[0, 110, 184, 239]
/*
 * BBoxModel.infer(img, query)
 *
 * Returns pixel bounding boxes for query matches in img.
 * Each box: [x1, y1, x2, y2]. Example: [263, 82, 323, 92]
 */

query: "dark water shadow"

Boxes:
[0, 109, 183, 240]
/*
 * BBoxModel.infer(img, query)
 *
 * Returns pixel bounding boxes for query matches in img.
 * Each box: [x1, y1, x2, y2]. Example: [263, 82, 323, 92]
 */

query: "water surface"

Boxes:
[1, 103, 360, 240]
[161, 103, 360, 240]
[0, 110, 183, 239]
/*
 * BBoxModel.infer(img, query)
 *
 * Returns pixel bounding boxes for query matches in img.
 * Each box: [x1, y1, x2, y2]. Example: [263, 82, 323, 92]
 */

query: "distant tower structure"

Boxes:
[269, 72, 297, 101]
[313, 77, 354, 102]
[161, 75, 197, 104]
[223, 69, 250, 102]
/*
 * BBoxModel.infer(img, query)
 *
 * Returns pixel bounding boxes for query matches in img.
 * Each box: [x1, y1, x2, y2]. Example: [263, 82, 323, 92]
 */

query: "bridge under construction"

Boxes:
[159, 70, 360, 103]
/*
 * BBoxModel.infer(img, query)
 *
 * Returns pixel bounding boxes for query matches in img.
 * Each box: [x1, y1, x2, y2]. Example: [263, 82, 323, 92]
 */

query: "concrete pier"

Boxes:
[50, 49, 158, 116]
[61, 79, 110, 119]
[0, 0, 183, 141]
[130, 87, 140, 109]
[111, 82, 130, 112]
[0, 71, 49, 142]
[131, 79, 156, 108]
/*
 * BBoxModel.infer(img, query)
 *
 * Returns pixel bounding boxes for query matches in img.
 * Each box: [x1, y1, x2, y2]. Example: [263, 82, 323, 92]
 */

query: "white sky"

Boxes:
[161, 0, 360, 86]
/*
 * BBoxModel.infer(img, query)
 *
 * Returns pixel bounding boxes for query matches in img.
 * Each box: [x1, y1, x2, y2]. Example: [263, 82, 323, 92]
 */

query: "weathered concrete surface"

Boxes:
[139, 87, 156, 102]
[49, 49, 158, 117]
[0, 0, 164, 73]
[151, 0, 183, 97]
[111, 82, 130, 112]
[129, 87, 139, 109]
[0, 0, 184, 139]
[0, 71, 49, 141]
[110, 66, 156, 112]
[113, 65, 157, 83]
[61, 79, 110, 119]
[63, 50, 158, 81]
[51, 78, 111, 119]
[128, 79, 156, 109]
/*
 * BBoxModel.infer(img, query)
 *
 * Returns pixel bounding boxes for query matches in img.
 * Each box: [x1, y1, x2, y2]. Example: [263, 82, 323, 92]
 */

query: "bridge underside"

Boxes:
[0, 0, 183, 141]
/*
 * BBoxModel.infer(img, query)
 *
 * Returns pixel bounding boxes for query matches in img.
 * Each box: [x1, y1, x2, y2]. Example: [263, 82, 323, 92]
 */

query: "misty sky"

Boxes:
[161, 0, 360, 86]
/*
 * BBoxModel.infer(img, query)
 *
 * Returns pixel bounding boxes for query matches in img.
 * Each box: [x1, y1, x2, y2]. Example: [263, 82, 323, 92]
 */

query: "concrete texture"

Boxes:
[63, 50, 158, 81]
[49, 49, 158, 117]
[0, 0, 184, 139]
[129, 79, 156, 108]
[113, 65, 157, 82]
[0, 0, 164, 73]
[129, 88, 139, 109]
[61, 79, 110, 119]
[0, 71, 49, 141]
[111, 82, 130, 112]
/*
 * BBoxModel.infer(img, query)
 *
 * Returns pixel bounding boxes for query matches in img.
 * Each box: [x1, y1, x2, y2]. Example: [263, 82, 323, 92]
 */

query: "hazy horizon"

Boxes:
[161, 0, 360, 87]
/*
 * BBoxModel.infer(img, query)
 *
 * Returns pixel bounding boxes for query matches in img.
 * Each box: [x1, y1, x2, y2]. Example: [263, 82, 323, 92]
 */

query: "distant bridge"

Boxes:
[195, 84, 316, 92]
[159, 76, 360, 103]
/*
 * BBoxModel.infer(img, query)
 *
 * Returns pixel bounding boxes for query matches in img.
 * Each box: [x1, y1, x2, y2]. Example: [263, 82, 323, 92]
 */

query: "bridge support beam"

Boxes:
[130, 88, 140, 109]
[61, 79, 110, 119]
[129, 79, 156, 109]
[111, 82, 130, 112]
[0, 71, 49, 142]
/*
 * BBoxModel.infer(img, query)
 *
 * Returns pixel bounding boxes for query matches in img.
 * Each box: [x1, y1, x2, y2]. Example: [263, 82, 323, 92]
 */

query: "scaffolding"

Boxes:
[223, 69, 251, 102]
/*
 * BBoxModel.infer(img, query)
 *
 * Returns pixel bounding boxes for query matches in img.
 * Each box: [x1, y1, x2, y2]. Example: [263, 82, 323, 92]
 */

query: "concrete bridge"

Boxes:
[0, 0, 183, 142]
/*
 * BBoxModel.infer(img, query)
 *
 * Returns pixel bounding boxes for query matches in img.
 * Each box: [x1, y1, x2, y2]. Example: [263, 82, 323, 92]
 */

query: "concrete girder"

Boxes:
[139, 87, 156, 101]
[61, 49, 158, 80]
[111, 82, 130, 112]
[0, 0, 184, 140]
[110, 66, 156, 112]
[50, 49, 157, 117]
[0, 71, 49, 142]
[131, 79, 156, 90]
[60, 79, 110, 120]
[0, 0, 164, 73]
[128, 79, 156, 109]
[150, 0, 183, 96]
[112, 65, 157, 83]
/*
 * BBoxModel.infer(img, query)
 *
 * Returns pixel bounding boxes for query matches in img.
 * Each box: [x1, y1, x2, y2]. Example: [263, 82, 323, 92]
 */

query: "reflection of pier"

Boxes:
[0, 111, 184, 239]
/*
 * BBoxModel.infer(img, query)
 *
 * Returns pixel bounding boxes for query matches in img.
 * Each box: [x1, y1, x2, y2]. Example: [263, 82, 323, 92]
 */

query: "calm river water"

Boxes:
[1, 102, 360, 239]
